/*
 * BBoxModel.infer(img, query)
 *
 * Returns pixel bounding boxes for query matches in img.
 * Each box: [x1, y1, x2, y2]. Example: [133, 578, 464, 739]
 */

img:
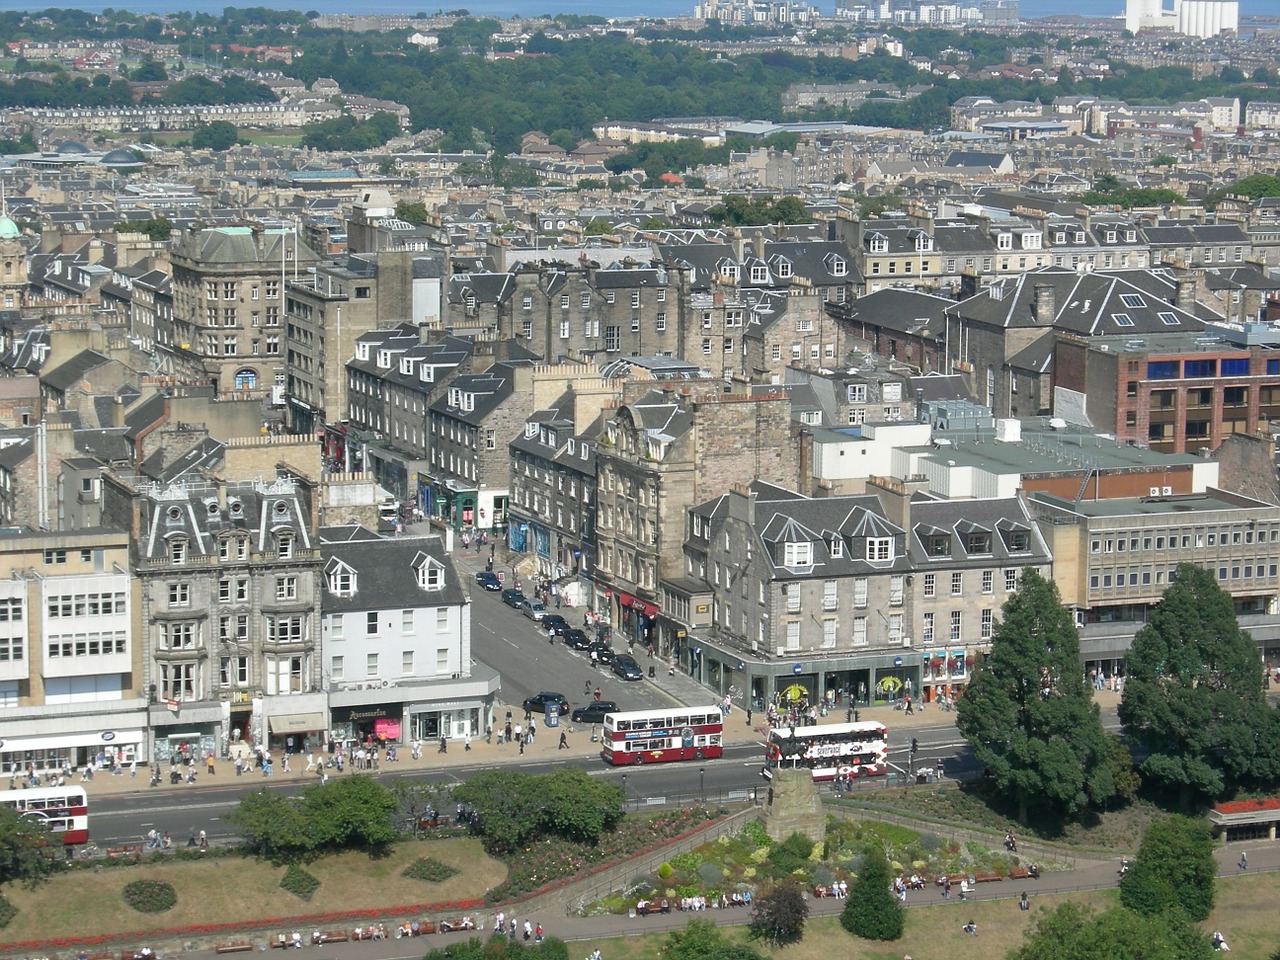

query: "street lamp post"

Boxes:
[699, 767, 706, 804]
[621, 773, 627, 808]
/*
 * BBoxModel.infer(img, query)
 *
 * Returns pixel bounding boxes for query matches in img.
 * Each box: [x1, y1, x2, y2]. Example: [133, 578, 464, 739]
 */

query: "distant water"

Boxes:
[0, 0, 1268, 22]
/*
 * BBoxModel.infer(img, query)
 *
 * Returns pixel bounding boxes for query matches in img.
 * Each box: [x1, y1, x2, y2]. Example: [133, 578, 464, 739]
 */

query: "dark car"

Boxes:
[522, 691, 570, 715]
[571, 700, 619, 724]
[542, 614, 570, 636]
[501, 589, 526, 609]
[612, 654, 644, 681]
[588, 641, 616, 666]
[563, 629, 593, 650]
[474, 571, 502, 591]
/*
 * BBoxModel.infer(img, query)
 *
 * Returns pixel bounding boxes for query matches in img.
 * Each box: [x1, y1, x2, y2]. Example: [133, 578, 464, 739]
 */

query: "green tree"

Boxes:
[395, 200, 430, 223]
[191, 120, 239, 150]
[956, 568, 1116, 824]
[0, 806, 61, 888]
[746, 881, 807, 947]
[131, 58, 168, 81]
[664, 918, 727, 960]
[114, 217, 172, 241]
[226, 789, 315, 863]
[1119, 563, 1276, 806]
[1119, 816, 1217, 922]
[839, 845, 903, 941]
[303, 775, 397, 854]
[1010, 902, 1212, 960]
[1226, 174, 1280, 199]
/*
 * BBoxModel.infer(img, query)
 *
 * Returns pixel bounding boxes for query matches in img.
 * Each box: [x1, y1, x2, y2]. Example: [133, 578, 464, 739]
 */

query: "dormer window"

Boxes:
[869, 235, 888, 254]
[1106, 231, 1117, 243]
[326, 559, 356, 596]
[914, 233, 933, 252]
[419, 364, 434, 382]
[926, 533, 950, 557]
[356, 342, 370, 361]
[169, 537, 188, 565]
[830, 537, 844, 558]
[865, 537, 893, 562]
[965, 532, 992, 554]
[1054, 232, 1066, 244]
[1074, 231, 1086, 243]
[997, 233, 1012, 251]
[830, 257, 847, 276]
[774, 258, 793, 279]
[377, 350, 392, 369]
[464, 293, 477, 311]
[1021, 232, 1041, 250]
[1126, 230, 1137, 242]
[400, 358, 414, 375]
[750, 264, 768, 284]
[1001, 525, 1032, 552]
[783, 541, 813, 566]
[277, 532, 294, 560]
[722, 263, 740, 280]
[416, 558, 444, 591]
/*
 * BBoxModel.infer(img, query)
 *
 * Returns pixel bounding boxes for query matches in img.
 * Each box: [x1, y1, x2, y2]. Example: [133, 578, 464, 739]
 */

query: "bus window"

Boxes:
[617, 720, 631, 731]
[710, 735, 721, 746]
[672, 715, 689, 726]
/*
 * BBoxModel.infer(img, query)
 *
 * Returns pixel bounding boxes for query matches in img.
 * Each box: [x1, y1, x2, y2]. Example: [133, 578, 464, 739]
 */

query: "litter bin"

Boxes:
[648, 665, 656, 678]
[916, 773, 927, 784]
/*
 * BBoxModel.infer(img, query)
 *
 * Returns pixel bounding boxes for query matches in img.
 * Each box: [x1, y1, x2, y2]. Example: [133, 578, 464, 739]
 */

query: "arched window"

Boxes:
[234, 369, 257, 390]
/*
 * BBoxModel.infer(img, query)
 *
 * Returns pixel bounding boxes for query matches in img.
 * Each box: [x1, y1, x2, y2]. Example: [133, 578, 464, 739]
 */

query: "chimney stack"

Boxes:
[1175, 277, 1196, 312]
[1032, 283, 1056, 323]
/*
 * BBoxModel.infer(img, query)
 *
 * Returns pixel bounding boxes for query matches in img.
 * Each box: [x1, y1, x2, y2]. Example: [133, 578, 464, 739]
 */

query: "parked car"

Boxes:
[612, 654, 644, 681]
[474, 571, 502, 591]
[588, 641, 616, 666]
[522, 691, 570, 714]
[571, 700, 619, 724]
[520, 599, 547, 621]
[563, 629, 592, 650]
[542, 614, 570, 636]
[501, 589, 526, 609]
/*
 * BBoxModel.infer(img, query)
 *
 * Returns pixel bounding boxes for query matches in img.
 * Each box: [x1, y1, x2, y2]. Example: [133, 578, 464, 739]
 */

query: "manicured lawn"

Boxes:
[0, 838, 504, 943]
[572, 873, 1280, 960]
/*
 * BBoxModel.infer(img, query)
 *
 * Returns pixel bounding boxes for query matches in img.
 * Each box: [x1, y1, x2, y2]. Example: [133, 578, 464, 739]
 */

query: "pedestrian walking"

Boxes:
[523, 921, 532, 942]
[465, 733, 472, 752]
[558, 730, 569, 750]
[234, 755, 243, 777]
[508, 918, 517, 941]
[1238, 850, 1248, 871]
[438, 735, 447, 754]
[519, 737, 525, 756]
[1019, 892, 1028, 911]
[199, 829, 208, 849]
[534, 923, 542, 943]
[941, 877, 951, 900]
[206, 753, 215, 775]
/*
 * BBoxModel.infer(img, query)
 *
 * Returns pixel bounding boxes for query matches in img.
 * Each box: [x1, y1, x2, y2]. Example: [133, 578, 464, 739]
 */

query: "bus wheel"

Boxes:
[633, 754, 644, 765]
[694, 749, 705, 761]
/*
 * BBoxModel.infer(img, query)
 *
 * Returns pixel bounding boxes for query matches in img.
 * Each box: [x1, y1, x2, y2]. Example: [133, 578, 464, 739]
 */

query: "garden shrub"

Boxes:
[767, 832, 814, 874]
[657, 862, 674, 879]
[778, 832, 815, 860]
[669, 851, 703, 872]
[917, 832, 942, 852]
[811, 865, 834, 887]
[739, 820, 771, 847]
[697, 863, 723, 885]
[403, 857, 459, 883]
[280, 864, 320, 900]
[0, 894, 16, 929]
[123, 879, 177, 913]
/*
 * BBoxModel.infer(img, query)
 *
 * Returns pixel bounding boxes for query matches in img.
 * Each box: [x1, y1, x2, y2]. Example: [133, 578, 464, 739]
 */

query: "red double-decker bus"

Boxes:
[1, 786, 89, 845]
[601, 706, 724, 766]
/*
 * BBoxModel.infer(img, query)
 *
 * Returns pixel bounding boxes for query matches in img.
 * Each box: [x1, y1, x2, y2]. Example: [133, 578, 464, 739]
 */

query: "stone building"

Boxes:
[594, 384, 796, 653]
[101, 472, 324, 763]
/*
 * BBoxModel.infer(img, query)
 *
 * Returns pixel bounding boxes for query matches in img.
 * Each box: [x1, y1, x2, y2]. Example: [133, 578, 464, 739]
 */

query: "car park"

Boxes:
[522, 691, 570, 714]
[612, 654, 644, 681]
[501, 589, 526, 609]
[588, 641, 616, 665]
[563, 629, 592, 650]
[542, 614, 570, 636]
[571, 700, 619, 724]
[474, 571, 502, 591]
[520, 599, 547, 621]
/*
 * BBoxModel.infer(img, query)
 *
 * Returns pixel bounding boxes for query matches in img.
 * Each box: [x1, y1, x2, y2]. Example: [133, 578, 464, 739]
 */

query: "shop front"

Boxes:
[610, 589, 658, 651]
[267, 711, 327, 755]
[0, 723, 146, 776]
[680, 636, 923, 715]
[149, 700, 224, 765]
[330, 704, 404, 747]
[406, 699, 483, 742]
[921, 650, 970, 703]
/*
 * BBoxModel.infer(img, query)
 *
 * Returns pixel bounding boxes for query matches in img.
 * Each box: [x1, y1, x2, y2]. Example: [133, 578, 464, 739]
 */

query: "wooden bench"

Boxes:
[269, 934, 289, 949]
[1009, 867, 1032, 881]
[935, 873, 969, 886]
[84, 950, 116, 960]
[419, 921, 436, 935]
[106, 844, 143, 861]
[973, 871, 1004, 883]
[215, 943, 253, 954]
[319, 931, 349, 943]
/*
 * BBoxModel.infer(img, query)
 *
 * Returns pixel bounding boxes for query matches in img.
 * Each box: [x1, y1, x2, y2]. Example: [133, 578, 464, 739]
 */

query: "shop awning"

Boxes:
[641, 603, 660, 618]
[615, 591, 636, 608]
[268, 713, 326, 733]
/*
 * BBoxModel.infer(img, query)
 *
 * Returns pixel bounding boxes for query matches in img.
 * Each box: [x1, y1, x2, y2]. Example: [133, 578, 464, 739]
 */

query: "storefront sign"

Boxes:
[793, 664, 803, 674]
[100, 732, 116, 742]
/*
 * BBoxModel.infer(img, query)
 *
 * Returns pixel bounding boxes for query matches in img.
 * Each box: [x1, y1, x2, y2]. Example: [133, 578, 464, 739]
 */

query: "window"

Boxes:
[950, 610, 962, 640]
[865, 538, 892, 562]
[981, 608, 993, 639]
[852, 616, 867, 647]
[786, 621, 800, 651]
[889, 575, 904, 606]
[923, 612, 934, 643]
[367, 653, 379, 676]
[951, 572, 963, 596]
[822, 619, 837, 649]
[330, 655, 344, 680]
[219, 655, 249, 686]
[267, 616, 303, 644]
[277, 533, 293, 560]
[783, 542, 813, 566]
[161, 663, 196, 700]
[853, 577, 868, 608]
[1120, 293, 1145, 308]
[656, 312, 666, 331]
[169, 539, 187, 565]
[328, 568, 353, 595]
[822, 580, 837, 610]
[923, 573, 935, 597]
[417, 561, 444, 590]
[982, 570, 993, 594]
[276, 576, 297, 601]
[1158, 311, 1180, 326]
[168, 582, 190, 606]
[1111, 313, 1135, 327]
[847, 384, 867, 403]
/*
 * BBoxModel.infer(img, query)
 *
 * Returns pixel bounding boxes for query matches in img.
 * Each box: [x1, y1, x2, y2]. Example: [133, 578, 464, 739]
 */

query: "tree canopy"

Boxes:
[839, 845, 904, 941]
[956, 568, 1116, 824]
[0, 805, 62, 888]
[1009, 902, 1212, 960]
[451, 767, 623, 854]
[191, 120, 240, 151]
[115, 217, 173, 241]
[227, 775, 397, 863]
[1119, 563, 1279, 806]
[746, 881, 807, 947]
[1119, 815, 1217, 922]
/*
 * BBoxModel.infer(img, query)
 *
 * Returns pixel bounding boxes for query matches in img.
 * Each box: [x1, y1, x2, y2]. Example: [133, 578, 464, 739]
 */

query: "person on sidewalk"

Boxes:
[1238, 851, 1247, 871]
[558, 730, 569, 750]
[438, 735, 447, 754]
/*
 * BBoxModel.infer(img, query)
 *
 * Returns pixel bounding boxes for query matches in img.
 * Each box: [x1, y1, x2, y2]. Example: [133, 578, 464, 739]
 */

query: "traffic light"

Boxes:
[911, 737, 919, 753]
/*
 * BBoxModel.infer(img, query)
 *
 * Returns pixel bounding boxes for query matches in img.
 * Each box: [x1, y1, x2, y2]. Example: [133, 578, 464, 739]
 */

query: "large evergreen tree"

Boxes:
[1119, 815, 1217, 922]
[839, 845, 903, 941]
[1119, 563, 1278, 807]
[1010, 902, 1212, 960]
[956, 568, 1116, 824]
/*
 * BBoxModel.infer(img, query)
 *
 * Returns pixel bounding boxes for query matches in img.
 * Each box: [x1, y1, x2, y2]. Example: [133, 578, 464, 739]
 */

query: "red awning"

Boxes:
[615, 591, 636, 608]
[641, 603, 660, 618]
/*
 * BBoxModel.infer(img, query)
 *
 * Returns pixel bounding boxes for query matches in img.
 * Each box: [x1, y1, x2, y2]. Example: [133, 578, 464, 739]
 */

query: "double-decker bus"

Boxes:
[601, 706, 724, 766]
[0, 786, 89, 844]
[762, 721, 888, 782]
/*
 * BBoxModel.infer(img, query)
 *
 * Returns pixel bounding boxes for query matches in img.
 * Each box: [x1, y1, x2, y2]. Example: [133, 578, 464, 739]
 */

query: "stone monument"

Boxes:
[762, 769, 826, 845]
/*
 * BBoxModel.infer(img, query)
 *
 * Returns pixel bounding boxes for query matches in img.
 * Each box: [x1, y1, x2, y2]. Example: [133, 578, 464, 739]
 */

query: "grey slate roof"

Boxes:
[319, 530, 465, 614]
